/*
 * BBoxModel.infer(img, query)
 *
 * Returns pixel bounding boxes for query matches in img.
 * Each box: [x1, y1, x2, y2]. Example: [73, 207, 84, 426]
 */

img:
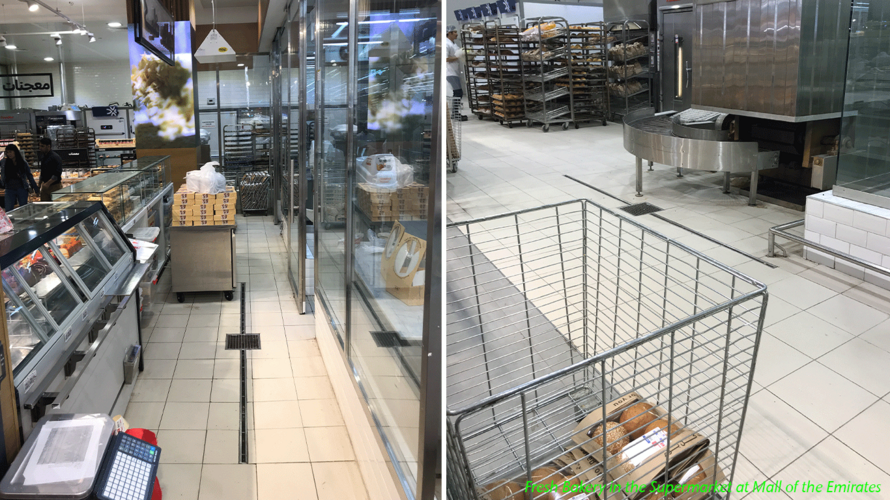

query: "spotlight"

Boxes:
[54, 37, 62, 46]
[237, 63, 244, 67]
[107, 22, 121, 28]
[88, 34, 95, 43]
[5, 45, 17, 50]
[44, 57, 53, 61]
[27, 1, 38, 12]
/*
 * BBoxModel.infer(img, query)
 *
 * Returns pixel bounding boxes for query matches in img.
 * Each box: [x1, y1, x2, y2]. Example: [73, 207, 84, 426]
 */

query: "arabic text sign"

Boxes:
[0, 74, 54, 98]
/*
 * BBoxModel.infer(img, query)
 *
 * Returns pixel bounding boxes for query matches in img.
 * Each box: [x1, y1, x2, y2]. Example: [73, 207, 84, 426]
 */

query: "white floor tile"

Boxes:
[768, 311, 854, 359]
[312, 462, 368, 500]
[258, 464, 317, 500]
[781, 436, 890, 500]
[174, 360, 215, 379]
[817, 338, 890, 396]
[253, 401, 303, 428]
[167, 379, 212, 402]
[141, 359, 177, 379]
[202, 431, 239, 464]
[207, 403, 240, 431]
[198, 464, 257, 500]
[158, 430, 206, 464]
[160, 402, 210, 430]
[808, 294, 890, 336]
[255, 428, 310, 463]
[157, 464, 202, 500]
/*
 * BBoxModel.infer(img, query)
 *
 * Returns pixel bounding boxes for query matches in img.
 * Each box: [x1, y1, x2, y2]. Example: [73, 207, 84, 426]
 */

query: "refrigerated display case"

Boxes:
[0, 202, 145, 438]
[51, 171, 148, 224]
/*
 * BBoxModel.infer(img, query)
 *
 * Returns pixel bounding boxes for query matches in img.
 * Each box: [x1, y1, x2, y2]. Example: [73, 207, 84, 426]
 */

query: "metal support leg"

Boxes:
[677, 167, 684, 178]
[723, 172, 731, 194]
[636, 157, 643, 197]
[749, 168, 760, 206]
[648, 160, 653, 171]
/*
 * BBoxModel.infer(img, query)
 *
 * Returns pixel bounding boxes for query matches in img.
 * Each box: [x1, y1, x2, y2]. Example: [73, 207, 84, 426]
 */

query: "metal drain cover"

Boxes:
[620, 202, 663, 216]
[225, 334, 261, 350]
[370, 331, 408, 348]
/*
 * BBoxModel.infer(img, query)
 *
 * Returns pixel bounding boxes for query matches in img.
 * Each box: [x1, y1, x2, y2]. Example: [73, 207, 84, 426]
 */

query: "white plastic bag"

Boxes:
[357, 154, 414, 190]
[186, 162, 227, 193]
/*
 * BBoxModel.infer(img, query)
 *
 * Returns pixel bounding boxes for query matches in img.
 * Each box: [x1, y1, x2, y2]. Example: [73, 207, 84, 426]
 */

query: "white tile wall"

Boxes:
[804, 191, 890, 291]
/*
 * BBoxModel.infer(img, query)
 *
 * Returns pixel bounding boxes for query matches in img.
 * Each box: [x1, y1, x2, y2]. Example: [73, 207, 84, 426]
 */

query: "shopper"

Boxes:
[1, 144, 38, 212]
[38, 138, 63, 201]
[446, 25, 468, 121]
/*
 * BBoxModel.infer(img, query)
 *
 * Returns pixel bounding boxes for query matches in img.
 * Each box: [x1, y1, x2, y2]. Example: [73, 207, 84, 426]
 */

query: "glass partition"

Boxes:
[835, 0, 890, 209]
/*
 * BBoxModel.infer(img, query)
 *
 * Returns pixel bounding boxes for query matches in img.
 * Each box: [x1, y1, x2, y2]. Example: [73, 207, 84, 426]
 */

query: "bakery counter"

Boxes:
[170, 224, 237, 302]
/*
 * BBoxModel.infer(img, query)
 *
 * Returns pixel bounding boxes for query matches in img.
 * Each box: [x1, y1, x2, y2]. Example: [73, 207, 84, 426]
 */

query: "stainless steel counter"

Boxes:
[170, 225, 237, 301]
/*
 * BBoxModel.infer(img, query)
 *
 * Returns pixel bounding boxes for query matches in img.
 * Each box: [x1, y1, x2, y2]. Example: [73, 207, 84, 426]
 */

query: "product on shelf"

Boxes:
[620, 401, 657, 440]
[171, 185, 238, 226]
[521, 22, 561, 41]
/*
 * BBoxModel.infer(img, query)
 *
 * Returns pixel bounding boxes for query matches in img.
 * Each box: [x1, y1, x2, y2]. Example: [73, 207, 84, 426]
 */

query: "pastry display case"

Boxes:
[1, 203, 131, 379]
[51, 171, 144, 224]
[115, 156, 171, 193]
[0, 202, 141, 439]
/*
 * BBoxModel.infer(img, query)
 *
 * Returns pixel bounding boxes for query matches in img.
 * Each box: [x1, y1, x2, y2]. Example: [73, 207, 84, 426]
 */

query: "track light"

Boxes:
[88, 34, 95, 42]
[54, 36, 62, 46]
[44, 57, 53, 61]
[5, 45, 17, 50]
[27, 1, 38, 12]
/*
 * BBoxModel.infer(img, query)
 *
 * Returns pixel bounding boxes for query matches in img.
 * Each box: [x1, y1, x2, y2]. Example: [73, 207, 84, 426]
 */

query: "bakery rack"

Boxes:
[461, 23, 492, 120]
[520, 17, 575, 132]
[223, 122, 272, 214]
[488, 24, 526, 128]
[567, 23, 609, 127]
[606, 20, 653, 121]
[446, 199, 766, 500]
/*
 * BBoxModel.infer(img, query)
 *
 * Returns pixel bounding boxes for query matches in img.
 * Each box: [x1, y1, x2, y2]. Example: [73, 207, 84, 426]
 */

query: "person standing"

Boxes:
[1, 144, 38, 212]
[446, 25, 469, 120]
[38, 138, 63, 201]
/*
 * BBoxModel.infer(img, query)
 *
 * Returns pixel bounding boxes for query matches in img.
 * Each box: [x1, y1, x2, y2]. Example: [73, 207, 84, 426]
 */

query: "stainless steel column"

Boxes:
[344, 0, 357, 354]
[635, 157, 643, 197]
[297, 0, 309, 313]
[416, 17, 442, 500]
[56, 45, 67, 105]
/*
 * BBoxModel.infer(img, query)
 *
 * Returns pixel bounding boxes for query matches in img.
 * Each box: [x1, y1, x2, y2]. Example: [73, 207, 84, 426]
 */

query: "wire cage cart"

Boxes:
[607, 20, 653, 121]
[448, 96, 462, 173]
[223, 122, 272, 214]
[446, 199, 767, 500]
[568, 23, 609, 127]
[489, 24, 526, 128]
[520, 17, 575, 132]
[462, 23, 493, 120]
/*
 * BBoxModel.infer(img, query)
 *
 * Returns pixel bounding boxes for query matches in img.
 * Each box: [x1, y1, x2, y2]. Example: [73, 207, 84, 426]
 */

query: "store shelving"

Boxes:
[223, 122, 272, 214]
[606, 20, 654, 120]
[461, 23, 492, 120]
[567, 22, 609, 126]
[520, 17, 575, 132]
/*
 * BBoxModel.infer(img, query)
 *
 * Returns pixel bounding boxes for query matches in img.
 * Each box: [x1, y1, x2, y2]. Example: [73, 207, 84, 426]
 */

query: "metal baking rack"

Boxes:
[567, 22, 609, 127]
[462, 23, 492, 120]
[606, 20, 653, 121]
[520, 17, 575, 132]
[223, 123, 271, 214]
[487, 23, 526, 128]
[446, 199, 766, 500]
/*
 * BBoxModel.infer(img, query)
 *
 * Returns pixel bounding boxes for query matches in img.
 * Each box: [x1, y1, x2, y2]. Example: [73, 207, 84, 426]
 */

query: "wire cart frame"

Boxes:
[568, 22, 609, 127]
[462, 23, 492, 120]
[489, 23, 526, 128]
[520, 17, 575, 132]
[606, 20, 653, 121]
[447, 199, 767, 500]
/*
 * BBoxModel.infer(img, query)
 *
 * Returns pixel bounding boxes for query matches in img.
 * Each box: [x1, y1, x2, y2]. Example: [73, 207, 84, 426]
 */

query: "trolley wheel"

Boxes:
[562, 122, 569, 130]
[478, 115, 484, 120]
[526, 121, 532, 128]
[508, 123, 513, 129]
[225, 291, 234, 301]
[602, 120, 608, 126]
[176, 293, 185, 303]
[543, 124, 550, 132]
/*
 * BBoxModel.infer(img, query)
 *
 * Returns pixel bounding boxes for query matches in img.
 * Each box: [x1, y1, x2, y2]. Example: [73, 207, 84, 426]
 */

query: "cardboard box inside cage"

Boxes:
[381, 221, 426, 306]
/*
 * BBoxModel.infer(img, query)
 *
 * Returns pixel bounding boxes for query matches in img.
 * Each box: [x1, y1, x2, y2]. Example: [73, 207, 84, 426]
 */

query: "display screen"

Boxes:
[133, 0, 174, 66]
[129, 21, 196, 148]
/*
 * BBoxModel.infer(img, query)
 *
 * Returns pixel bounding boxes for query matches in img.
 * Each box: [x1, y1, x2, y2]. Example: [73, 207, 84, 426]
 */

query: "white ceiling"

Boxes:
[195, 0, 258, 25]
[0, 23, 129, 65]
[0, 0, 126, 26]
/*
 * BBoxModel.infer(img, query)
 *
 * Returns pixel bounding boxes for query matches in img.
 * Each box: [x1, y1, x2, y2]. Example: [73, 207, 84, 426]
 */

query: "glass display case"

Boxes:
[0, 202, 132, 379]
[835, 0, 890, 209]
[114, 156, 171, 196]
[51, 171, 148, 224]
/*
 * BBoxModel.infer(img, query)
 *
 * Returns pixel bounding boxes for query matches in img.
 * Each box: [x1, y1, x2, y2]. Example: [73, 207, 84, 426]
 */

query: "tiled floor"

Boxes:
[125, 215, 369, 500]
[448, 116, 890, 498]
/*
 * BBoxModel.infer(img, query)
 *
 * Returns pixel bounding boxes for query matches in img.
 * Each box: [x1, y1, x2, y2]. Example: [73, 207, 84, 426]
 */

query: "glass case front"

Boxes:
[0, 204, 131, 376]
[115, 156, 171, 196]
[836, 0, 890, 208]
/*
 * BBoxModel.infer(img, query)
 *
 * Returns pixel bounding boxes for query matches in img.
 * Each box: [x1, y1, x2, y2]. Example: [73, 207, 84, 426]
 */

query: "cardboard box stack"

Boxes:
[171, 185, 238, 226]
[356, 183, 429, 222]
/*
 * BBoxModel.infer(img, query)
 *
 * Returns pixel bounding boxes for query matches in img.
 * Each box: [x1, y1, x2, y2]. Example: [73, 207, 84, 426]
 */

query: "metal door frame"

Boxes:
[658, 3, 694, 112]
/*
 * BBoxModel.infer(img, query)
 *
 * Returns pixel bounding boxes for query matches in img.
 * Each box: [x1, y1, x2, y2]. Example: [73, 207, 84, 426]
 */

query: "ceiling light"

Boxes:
[237, 63, 244, 67]
[107, 22, 121, 28]
[55, 38, 62, 46]
[44, 57, 53, 61]
[6, 45, 17, 50]
[27, 1, 38, 12]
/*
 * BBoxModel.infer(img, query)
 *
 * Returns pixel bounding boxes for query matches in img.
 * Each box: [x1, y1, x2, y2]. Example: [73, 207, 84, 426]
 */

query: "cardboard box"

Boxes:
[191, 207, 212, 216]
[216, 209, 234, 218]
[382, 221, 426, 306]
[214, 203, 236, 211]
[172, 191, 191, 204]
[192, 219, 215, 226]
[671, 451, 726, 500]
[172, 220, 193, 226]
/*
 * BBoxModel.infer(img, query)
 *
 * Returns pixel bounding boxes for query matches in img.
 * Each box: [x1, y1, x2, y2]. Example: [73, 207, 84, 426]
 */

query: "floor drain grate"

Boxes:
[226, 334, 261, 350]
[620, 202, 663, 216]
[370, 331, 408, 348]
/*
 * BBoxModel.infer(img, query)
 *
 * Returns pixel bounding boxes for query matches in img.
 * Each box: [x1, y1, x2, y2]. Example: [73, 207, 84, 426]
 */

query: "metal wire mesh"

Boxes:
[447, 199, 767, 500]
[448, 97, 462, 170]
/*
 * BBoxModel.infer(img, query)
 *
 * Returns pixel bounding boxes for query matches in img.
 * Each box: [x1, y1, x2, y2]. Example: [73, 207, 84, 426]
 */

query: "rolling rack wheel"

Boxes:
[526, 121, 532, 128]
[574, 123, 580, 130]
[225, 291, 234, 301]
[602, 119, 608, 126]
[543, 124, 550, 132]
[478, 115, 484, 120]
[176, 293, 185, 303]
[508, 123, 513, 129]
[562, 122, 570, 131]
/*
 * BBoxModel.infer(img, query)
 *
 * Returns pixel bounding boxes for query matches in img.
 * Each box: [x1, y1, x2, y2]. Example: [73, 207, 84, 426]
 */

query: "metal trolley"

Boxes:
[448, 96, 462, 173]
[520, 17, 575, 132]
[446, 200, 767, 500]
